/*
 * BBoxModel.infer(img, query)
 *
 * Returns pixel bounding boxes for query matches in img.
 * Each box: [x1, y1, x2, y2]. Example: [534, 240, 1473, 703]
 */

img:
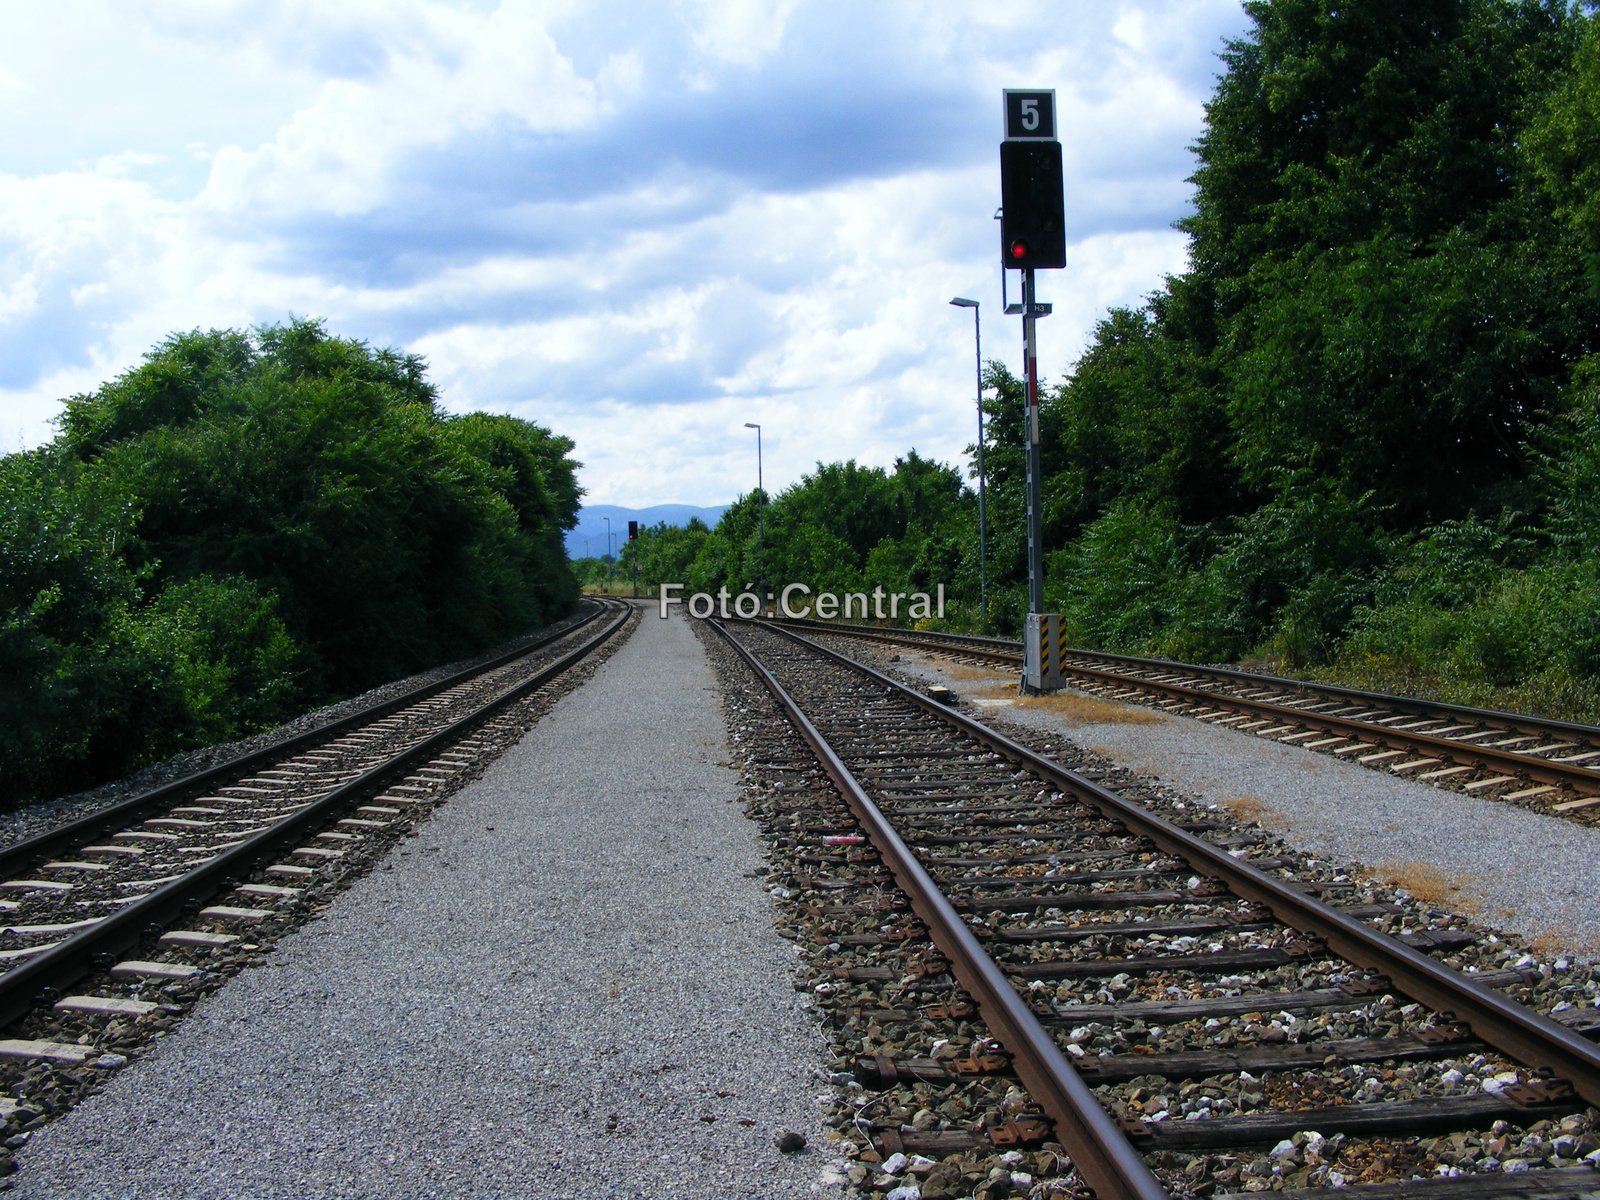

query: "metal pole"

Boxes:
[745, 422, 765, 583]
[973, 305, 987, 626]
[1023, 268, 1044, 615]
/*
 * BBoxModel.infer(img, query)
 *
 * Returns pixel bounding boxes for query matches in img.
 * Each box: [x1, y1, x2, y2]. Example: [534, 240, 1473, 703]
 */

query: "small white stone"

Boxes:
[999, 1151, 1024, 1166]
[882, 1153, 908, 1175]
[92, 1053, 128, 1069]
[884, 1187, 920, 1200]
[1441, 1069, 1464, 1085]
[1271, 1139, 1297, 1159]
[1503, 1160, 1530, 1174]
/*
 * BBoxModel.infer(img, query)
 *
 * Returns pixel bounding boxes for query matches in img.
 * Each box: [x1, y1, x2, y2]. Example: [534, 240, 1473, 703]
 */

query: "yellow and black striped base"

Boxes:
[1023, 613, 1067, 691]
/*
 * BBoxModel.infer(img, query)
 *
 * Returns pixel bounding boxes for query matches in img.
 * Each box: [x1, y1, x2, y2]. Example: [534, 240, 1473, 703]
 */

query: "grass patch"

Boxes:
[961, 685, 1165, 726]
[1368, 860, 1482, 913]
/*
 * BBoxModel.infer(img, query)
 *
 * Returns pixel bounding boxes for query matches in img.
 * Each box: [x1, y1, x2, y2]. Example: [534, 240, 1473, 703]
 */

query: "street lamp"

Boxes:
[743, 422, 765, 560]
[950, 297, 987, 625]
[603, 517, 614, 591]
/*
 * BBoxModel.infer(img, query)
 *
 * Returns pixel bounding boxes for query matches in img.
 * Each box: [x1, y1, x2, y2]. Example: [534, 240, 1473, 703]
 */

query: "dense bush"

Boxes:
[1, 320, 580, 804]
[655, 0, 1600, 722]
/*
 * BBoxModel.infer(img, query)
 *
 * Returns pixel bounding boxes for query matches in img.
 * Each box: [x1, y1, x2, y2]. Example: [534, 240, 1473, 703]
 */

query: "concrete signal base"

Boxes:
[1023, 612, 1068, 693]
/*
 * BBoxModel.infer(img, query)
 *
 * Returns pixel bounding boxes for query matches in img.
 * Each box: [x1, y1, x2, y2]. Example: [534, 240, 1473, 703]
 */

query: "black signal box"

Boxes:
[1000, 141, 1065, 270]
[627, 521, 638, 540]
[1000, 88, 1065, 270]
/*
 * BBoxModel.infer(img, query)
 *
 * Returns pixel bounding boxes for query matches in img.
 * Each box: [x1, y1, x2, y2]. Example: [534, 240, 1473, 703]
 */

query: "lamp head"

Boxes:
[949, 297, 978, 308]
[744, 422, 759, 429]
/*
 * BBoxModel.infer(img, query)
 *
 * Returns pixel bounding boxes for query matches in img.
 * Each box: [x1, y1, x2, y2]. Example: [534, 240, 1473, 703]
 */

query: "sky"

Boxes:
[0, 0, 1253, 507]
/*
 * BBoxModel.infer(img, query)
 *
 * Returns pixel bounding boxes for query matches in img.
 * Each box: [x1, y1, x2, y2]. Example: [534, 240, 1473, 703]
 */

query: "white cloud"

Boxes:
[0, 63, 33, 111]
[0, 0, 1252, 505]
[677, 0, 801, 66]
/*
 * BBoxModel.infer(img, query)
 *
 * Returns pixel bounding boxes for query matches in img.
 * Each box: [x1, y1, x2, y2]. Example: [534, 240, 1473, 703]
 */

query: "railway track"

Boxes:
[768, 619, 1600, 821]
[0, 598, 634, 1146]
[710, 617, 1600, 1200]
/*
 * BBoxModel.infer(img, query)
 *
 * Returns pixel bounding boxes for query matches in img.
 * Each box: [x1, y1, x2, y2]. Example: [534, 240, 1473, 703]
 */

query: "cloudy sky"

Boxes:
[1, 0, 1251, 507]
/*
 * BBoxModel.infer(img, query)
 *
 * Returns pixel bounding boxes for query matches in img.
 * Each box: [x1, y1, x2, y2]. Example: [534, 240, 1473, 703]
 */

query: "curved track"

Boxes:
[0, 599, 632, 1034]
[715, 617, 1600, 1200]
[768, 619, 1600, 818]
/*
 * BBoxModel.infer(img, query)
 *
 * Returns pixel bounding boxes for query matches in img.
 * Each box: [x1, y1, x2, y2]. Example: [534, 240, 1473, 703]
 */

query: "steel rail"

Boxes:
[0, 601, 616, 879]
[771, 617, 1600, 743]
[0, 600, 632, 1029]
[754, 619, 1600, 1113]
[710, 619, 1170, 1200]
[767, 619, 1600, 794]
[1008, 659, 1598, 793]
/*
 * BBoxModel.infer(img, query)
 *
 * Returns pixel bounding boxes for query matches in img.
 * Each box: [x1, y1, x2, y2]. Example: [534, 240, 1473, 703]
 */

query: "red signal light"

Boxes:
[1010, 241, 1027, 260]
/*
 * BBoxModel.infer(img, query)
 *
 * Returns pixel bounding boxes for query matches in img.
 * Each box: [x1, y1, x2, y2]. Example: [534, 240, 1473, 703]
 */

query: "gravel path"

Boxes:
[888, 649, 1600, 955]
[16, 607, 827, 1199]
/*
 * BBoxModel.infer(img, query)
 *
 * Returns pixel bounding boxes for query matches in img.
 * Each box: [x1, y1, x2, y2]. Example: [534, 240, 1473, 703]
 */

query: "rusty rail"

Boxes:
[754, 620, 1600, 1114]
[710, 619, 1171, 1200]
[768, 618, 1600, 796]
[0, 599, 618, 879]
[0, 599, 634, 1029]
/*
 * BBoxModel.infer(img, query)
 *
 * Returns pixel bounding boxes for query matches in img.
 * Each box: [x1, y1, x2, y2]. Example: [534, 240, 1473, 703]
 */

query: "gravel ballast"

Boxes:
[880, 646, 1600, 954]
[15, 606, 827, 1199]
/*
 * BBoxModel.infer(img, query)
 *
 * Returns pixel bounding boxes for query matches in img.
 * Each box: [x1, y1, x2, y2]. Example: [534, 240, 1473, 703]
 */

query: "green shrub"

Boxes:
[0, 320, 580, 805]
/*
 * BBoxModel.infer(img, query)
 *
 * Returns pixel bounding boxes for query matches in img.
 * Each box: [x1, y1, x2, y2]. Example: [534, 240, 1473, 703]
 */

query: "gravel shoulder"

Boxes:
[875, 645, 1600, 956]
[15, 605, 827, 1199]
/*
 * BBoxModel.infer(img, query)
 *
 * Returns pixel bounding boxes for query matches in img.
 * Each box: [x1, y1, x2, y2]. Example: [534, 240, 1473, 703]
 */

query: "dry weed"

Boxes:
[1368, 860, 1482, 913]
[1220, 794, 1293, 832]
[1531, 929, 1597, 956]
[959, 686, 1163, 726]
[1223, 794, 1269, 825]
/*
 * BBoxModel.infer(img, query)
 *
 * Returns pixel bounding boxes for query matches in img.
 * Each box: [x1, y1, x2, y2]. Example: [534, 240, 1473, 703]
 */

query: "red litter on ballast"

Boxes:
[822, 835, 866, 846]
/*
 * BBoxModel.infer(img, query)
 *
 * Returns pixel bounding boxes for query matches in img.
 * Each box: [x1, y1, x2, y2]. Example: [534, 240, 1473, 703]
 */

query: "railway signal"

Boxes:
[1000, 88, 1066, 690]
[628, 521, 639, 597]
[1000, 91, 1065, 271]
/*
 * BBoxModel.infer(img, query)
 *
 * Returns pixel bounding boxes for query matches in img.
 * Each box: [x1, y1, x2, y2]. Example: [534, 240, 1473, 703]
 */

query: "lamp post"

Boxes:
[603, 517, 614, 592]
[743, 423, 764, 575]
[949, 297, 986, 625]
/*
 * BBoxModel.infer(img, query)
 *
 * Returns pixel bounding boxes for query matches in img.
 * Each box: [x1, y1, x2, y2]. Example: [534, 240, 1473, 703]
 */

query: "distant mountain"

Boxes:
[565, 503, 729, 558]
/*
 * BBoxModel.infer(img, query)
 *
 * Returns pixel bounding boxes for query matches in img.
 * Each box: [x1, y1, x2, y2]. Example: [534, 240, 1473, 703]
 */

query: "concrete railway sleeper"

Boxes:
[0, 599, 636, 1176]
[766, 618, 1600, 822]
[711, 617, 1600, 1200]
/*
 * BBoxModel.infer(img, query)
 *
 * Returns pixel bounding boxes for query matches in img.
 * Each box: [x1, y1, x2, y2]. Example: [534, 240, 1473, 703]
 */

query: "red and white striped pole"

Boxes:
[1022, 267, 1044, 615]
